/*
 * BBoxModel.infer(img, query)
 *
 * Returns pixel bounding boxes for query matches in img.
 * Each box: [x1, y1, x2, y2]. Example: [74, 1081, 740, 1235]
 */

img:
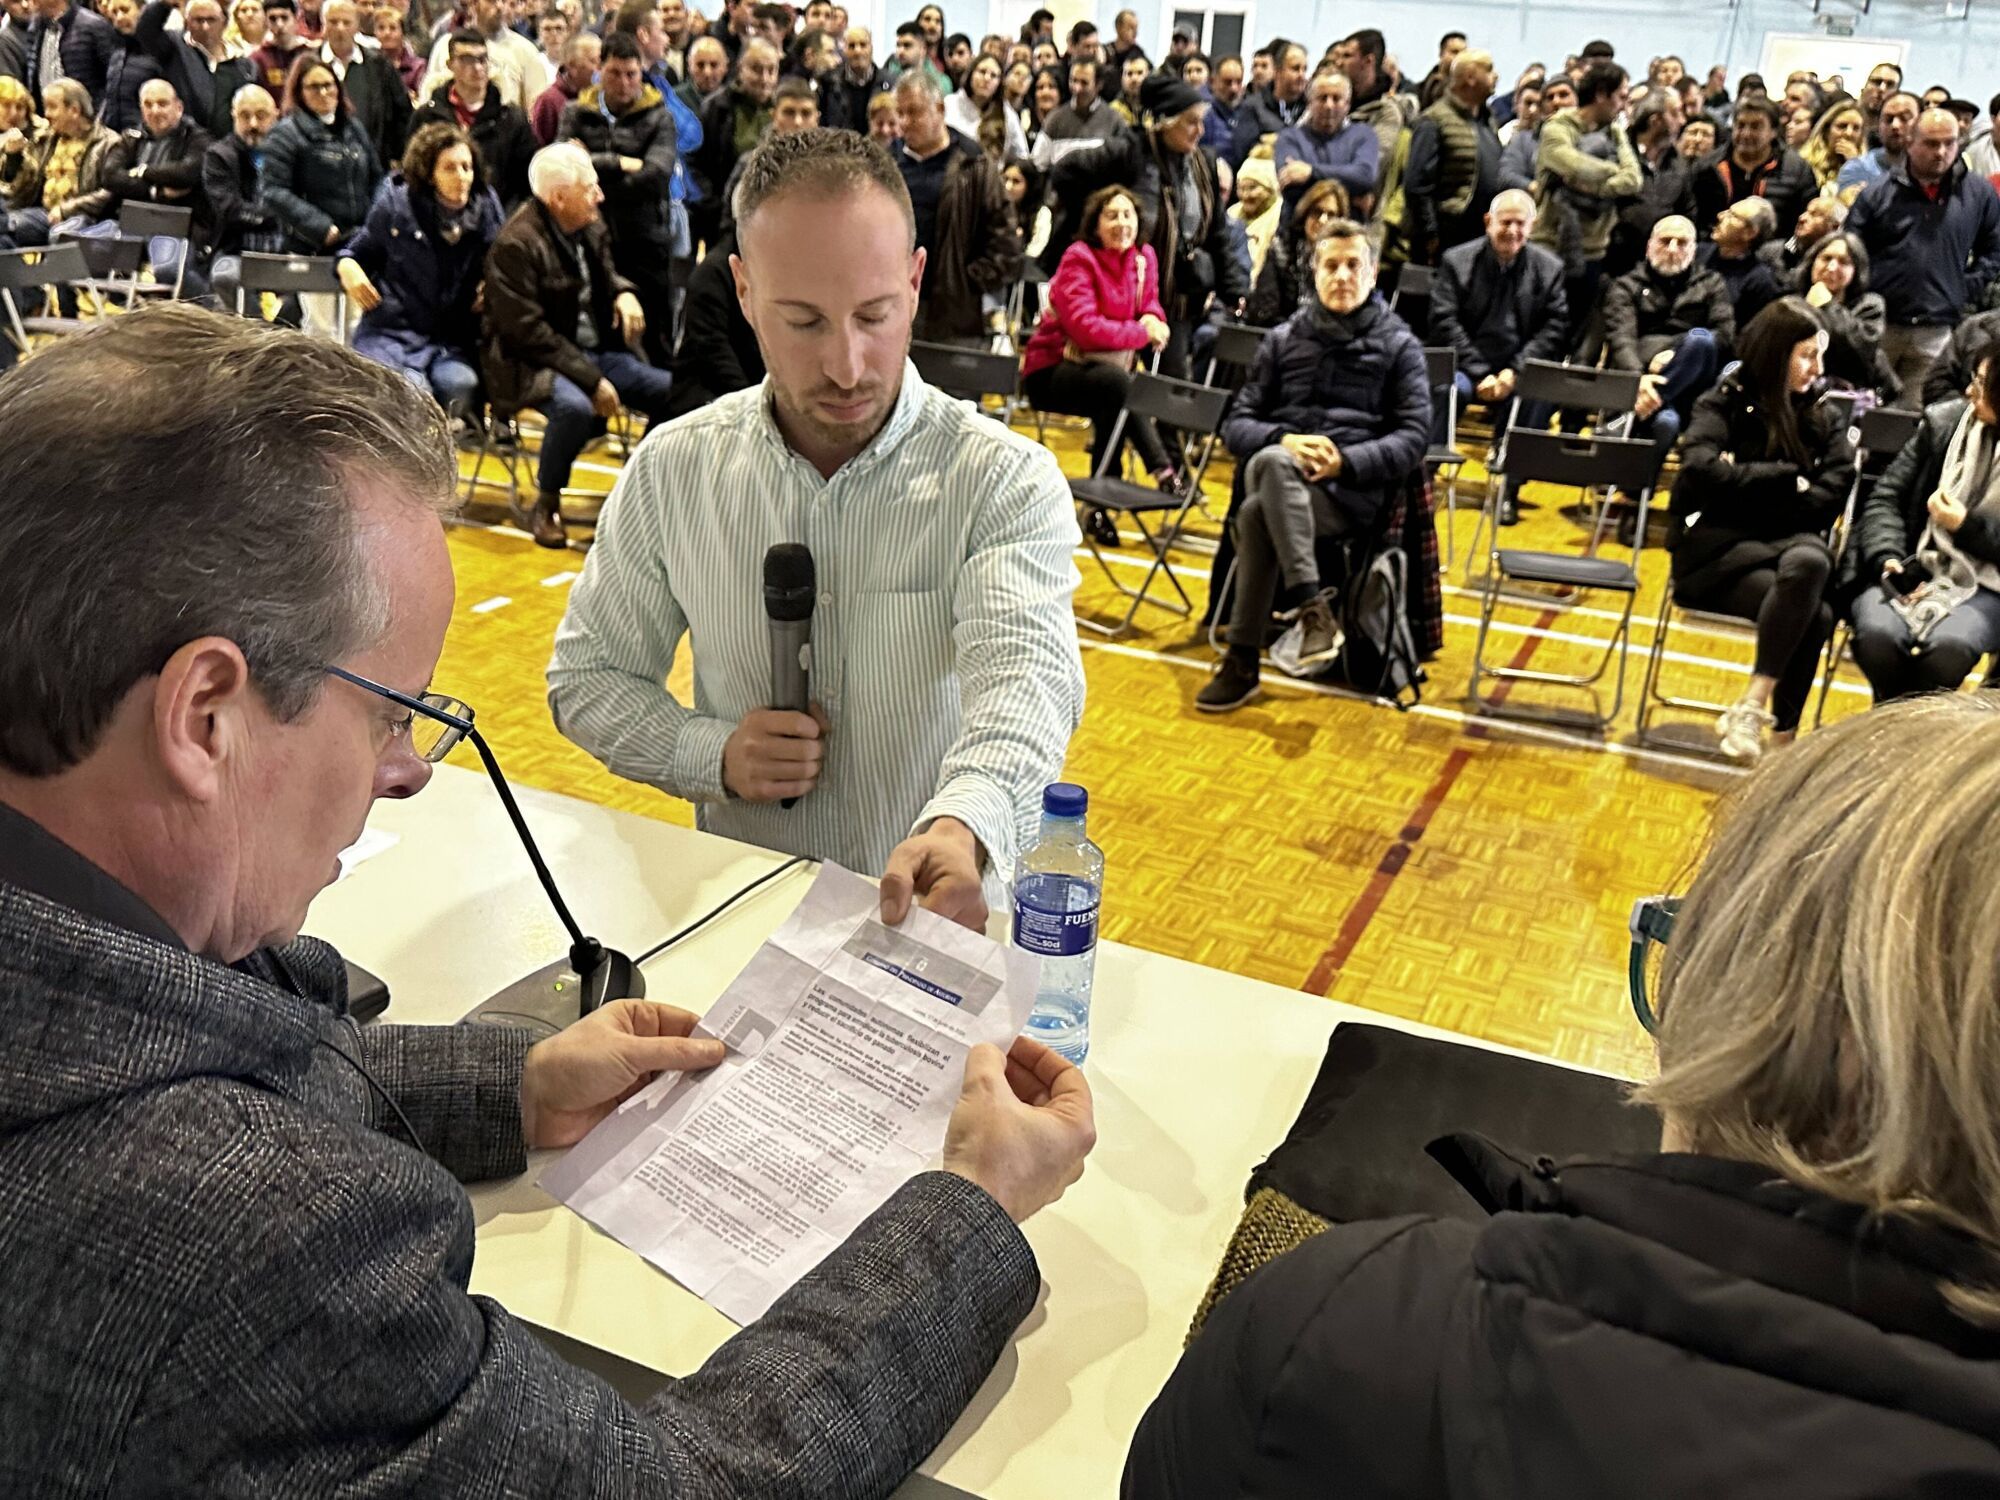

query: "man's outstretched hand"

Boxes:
[942, 1037, 1096, 1223]
[881, 816, 987, 932]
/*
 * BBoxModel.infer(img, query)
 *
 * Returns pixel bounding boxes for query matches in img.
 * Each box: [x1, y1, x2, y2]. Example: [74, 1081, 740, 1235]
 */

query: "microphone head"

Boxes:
[764, 543, 816, 623]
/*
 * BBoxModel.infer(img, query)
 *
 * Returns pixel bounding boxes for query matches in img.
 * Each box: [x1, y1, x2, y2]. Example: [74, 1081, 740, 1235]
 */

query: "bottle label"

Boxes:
[1013, 898, 1099, 957]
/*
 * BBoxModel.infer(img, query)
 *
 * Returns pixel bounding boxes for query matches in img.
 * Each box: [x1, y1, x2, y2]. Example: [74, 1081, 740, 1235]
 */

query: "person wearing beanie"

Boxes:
[1048, 68, 1246, 373]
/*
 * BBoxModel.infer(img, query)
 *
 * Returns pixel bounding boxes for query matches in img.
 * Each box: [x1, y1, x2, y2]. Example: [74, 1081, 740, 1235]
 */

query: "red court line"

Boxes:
[1301, 609, 1556, 996]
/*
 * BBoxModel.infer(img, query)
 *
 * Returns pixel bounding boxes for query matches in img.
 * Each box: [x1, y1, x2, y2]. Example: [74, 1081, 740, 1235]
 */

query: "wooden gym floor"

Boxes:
[431, 402, 1876, 1084]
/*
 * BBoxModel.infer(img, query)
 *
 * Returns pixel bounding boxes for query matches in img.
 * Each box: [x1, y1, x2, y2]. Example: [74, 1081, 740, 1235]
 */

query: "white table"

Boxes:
[308, 765, 1577, 1498]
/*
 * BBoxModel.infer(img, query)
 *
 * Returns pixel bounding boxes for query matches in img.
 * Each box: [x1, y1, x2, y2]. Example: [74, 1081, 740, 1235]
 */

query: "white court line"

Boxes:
[541, 571, 579, 587]
[1074, 636, 1746, 779]
[1075, 545, 1869, 696]
[470, 596, 513, 614]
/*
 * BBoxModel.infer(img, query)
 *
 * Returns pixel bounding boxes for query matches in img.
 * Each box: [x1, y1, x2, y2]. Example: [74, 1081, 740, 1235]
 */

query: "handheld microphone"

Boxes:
[459, 725, 643, 1034]
[764, 543, 815, 809]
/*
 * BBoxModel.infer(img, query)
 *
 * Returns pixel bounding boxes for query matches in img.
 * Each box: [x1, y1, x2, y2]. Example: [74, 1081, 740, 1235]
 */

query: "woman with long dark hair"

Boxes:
[944, 51, 1027, 159]
[337, 122, 504, 423]
[1794, 228, 1899, 401]
[1671, 295, 1855, 761]
[1024, 65, 1063, 149]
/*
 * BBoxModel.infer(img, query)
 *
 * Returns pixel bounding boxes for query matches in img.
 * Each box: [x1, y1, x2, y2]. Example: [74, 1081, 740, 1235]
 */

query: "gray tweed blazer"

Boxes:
[0, 874, 1038, 1497]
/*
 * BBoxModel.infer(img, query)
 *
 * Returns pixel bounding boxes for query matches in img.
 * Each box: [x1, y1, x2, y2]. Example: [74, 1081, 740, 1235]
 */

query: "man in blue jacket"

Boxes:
[1199, 217, 1431, 712]
[1848, 106, 2000, 405]
[1272, 69, 1376, 228]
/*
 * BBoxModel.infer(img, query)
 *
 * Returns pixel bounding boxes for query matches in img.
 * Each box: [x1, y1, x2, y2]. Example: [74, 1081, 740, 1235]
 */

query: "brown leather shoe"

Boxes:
[528, 492, 567, 549]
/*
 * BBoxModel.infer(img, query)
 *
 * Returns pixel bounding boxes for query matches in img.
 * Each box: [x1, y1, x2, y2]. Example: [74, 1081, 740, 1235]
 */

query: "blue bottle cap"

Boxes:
[1043, 783, 1087, 818]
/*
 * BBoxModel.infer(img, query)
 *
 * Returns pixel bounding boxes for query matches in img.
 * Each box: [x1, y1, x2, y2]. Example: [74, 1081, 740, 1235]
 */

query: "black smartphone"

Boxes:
[1885, 556, 1931, 596]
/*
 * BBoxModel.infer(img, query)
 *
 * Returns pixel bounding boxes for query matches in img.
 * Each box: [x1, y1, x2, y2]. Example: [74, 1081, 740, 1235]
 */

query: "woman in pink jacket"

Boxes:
[1022, 184, 1176, 544]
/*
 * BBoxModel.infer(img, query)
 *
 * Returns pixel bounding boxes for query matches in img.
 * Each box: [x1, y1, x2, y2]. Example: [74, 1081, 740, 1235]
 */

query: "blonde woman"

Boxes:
[1802, 101, 1866, 190]
[1128, 691, 2000, 1492]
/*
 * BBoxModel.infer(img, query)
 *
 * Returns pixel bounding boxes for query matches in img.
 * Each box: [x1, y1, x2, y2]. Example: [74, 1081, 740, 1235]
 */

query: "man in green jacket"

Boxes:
[1530, 58, 1638, 336]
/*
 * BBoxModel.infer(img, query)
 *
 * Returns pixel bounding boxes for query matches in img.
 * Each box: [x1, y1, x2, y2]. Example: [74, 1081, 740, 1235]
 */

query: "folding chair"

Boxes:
[1202, 320, 1268, 389]
[1811, 403, 1924, 728]
[1471, 358, 1645, 567]
[116, 200, 195, 299]
[1070, 372, 1232, 637]
[235, 251, 346, 339]
[52, 230, 145, 309]
[1389, 261, 1432, 337]
[910, 338, 1021, 420]
[0, 243, 112, 355]
[1467, 428, 1660, 729]
[1422, 347, 1472, 567]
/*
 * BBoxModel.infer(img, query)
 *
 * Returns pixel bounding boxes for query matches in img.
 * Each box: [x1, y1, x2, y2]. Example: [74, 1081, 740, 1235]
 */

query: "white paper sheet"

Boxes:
[540, 863, 1039, 1325]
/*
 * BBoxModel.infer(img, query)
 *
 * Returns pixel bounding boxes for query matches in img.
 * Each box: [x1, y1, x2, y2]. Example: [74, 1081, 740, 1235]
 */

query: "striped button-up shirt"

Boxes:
[547, 363, 1086, 891]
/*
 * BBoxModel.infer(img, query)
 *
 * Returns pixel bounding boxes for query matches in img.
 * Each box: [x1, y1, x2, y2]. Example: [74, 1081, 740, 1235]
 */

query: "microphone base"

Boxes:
[460, 951, 646, 1039]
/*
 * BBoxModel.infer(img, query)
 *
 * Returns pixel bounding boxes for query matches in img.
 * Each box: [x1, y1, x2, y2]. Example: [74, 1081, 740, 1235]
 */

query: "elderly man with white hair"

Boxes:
[1430, 186, 1569, 524]
[481, 140, 674, 547]
[1400, 44, 1501, 262]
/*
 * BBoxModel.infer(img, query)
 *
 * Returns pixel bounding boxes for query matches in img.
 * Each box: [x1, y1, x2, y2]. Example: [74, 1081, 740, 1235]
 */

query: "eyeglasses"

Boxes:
[454, 51, 490, 66]
[325, 664, 474, 764]
[1626, 895, 1679, 1035]
[301, 78, 339, 92]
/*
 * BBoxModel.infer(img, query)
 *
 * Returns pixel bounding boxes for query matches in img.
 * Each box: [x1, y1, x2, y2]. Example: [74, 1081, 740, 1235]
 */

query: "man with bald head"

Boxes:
[819, 22, 881, 133]
[82, 75, 212, 293]
[1849, 105, 2000, 403]
[674, 31, 725, 111]
[1401, 44, 1500, 262]
[318, 0, 410, 158]
[1430, 187, 1568, 524]
[1602, 212, 1733, 466]
[688, 34, 775, 246]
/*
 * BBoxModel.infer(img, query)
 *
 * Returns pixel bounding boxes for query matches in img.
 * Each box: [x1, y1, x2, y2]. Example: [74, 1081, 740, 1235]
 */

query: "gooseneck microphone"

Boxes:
[764, 543, 815, 809]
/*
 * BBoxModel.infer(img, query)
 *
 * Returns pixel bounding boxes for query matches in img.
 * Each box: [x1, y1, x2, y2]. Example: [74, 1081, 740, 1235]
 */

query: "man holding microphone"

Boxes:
[549, 127, 1086, 932]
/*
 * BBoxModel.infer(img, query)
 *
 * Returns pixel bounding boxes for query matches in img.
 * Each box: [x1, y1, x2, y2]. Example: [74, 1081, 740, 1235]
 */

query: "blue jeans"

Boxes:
[1636, 328, 1721, 471]
[353, 328, 481, 418]
[0, 207, 50, 249]
[535, 350, 676, 494]
[1850, 583, 2000, 703]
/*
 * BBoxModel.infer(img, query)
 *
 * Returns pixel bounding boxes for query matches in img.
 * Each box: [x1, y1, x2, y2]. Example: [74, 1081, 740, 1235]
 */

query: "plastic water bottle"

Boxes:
[1013, 783, 1105, 1064]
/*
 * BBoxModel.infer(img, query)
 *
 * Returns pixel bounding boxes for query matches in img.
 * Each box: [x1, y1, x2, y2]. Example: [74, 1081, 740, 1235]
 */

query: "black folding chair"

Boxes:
[1472, 358, 1645, 568]
[1467, 429, 1660, 729]
[910, 338, 1022, 421]
[235, 251, 346, 338]
[1810, 403, 1925, 728]
[1070, 372, 1232, 636]
[1389, 261, 1432, 337]
[116, 200, 195, 299]
[1422, 347, 1473, 567]
[52, 230, 145, 308]
[0, 243, 112, 354]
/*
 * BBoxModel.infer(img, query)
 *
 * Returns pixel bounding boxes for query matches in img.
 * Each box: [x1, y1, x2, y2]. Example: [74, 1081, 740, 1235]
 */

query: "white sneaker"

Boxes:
[1717, 700, 1776, 763]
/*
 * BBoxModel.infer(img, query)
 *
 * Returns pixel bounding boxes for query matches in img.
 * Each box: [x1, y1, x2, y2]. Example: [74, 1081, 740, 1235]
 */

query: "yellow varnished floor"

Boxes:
[432, 404, 1877, 1083]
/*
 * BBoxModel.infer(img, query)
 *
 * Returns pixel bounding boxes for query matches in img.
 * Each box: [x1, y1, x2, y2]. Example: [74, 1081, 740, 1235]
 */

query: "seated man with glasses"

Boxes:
[0, 304, 1094, 1494]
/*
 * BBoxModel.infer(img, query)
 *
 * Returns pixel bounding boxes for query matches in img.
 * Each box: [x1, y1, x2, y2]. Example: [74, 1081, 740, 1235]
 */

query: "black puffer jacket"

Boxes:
[1670, 372, 1854, 590]
[257, 107, 383, 251]
[1848, 397, 2000, 590]
[557, 82, 678, 256]
[1124, 1137, 2000, 1499]
[1220, 293, 1430, 533]
[1601, 261, 1736, 371]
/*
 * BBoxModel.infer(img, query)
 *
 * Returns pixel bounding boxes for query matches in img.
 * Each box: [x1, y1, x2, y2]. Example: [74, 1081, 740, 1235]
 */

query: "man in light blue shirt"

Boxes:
[548, 127, 1085, 931]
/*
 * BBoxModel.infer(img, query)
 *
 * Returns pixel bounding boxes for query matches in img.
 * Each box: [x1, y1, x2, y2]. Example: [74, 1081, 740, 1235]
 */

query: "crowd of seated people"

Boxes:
[9, 3, 2000, 750]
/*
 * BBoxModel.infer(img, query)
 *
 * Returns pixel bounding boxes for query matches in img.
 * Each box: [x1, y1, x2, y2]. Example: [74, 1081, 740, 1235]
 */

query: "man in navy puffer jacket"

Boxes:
[1198, 216, 1430, 713]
